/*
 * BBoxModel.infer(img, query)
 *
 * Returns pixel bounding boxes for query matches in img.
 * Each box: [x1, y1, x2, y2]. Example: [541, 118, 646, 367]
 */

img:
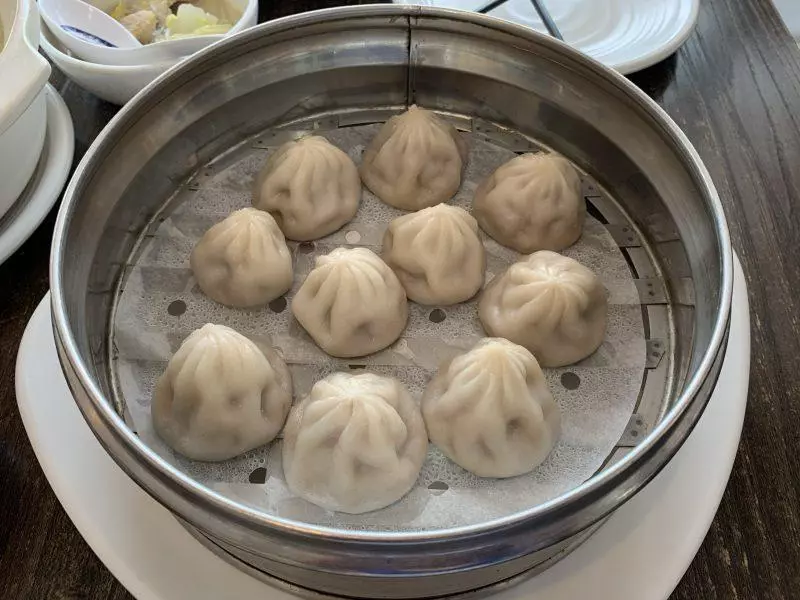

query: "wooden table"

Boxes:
[2, 0, 800, 597]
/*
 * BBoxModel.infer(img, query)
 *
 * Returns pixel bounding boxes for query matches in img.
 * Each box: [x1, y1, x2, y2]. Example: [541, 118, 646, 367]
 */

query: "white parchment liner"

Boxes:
[112, 124, 645, 531]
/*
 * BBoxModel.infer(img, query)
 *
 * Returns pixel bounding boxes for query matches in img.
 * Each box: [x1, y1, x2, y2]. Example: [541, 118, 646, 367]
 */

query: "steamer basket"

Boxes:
[50, 6, 732, 599]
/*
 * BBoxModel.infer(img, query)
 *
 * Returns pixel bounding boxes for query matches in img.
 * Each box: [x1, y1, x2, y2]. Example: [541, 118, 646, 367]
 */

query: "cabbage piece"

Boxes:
[168, 24, 232, 39]
[109, 2, 128, 21]
[166, 4, 230, 37]
[195, 0, 242, 25]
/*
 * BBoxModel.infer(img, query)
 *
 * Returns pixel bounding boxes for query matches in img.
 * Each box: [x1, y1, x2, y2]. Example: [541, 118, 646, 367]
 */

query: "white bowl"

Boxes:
[39, 0, 142, 56]
[71, 32, 227, 67]
[40, 23, 175, 106]
[0, 0, 52, 220]
[45, 0, 257, 66]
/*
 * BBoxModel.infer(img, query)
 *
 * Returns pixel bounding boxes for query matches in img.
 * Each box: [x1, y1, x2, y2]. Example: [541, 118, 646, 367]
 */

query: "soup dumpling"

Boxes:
[474, 152, 584, 253]
[479, 251, 607, 367]
[291, 247, 408, 358]
[422, 338, 560, 478]
[382, 203, 485, 305]
[253, 135, 361, 241]
[283, 372, 428, 513]
[360, 106, 467, 211]
[152, 324, 292, 461]
[190, 208, 293, 308]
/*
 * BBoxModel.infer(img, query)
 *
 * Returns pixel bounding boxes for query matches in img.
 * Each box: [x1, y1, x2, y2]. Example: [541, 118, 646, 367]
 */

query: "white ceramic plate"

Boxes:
[0, 85, 74, 266]
[16, 255, 748, 600]
[774, 0, 800, 39]
[394, 0, 699, 74]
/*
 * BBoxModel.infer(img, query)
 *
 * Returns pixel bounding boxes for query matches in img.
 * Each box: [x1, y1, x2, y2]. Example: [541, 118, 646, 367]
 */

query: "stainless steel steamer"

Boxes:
[50, 6, 732, 599]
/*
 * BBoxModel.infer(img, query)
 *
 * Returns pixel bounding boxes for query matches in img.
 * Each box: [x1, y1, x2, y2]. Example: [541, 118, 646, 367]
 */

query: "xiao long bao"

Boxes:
[422, 338, 561, 478]
[152, 324, 292, 461]
[360, 105, 467, 211]
[190, 208, 293, 308]
[291, 247, 408, 358]
[283, 372, 428, 514]
[473, 152, 584, 253]
[253, 135, 361, 241]
[382, 203, 485, 305]
[479, 251, 608, 367]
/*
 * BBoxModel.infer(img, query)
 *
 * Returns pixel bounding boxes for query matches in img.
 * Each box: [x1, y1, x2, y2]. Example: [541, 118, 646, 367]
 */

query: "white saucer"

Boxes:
[0, 85, 74, 266]
[394, 0, 699, 74]
[774, 0, 800, 40]
[15, 254, 748, 600]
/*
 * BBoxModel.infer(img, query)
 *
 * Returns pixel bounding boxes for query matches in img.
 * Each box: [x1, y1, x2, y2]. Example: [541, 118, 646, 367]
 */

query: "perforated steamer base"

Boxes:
[109, 109, 675, 535]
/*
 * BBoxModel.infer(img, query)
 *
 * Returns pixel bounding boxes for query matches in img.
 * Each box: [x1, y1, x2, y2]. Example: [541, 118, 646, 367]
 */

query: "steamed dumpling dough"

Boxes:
[252, 135, 361, 241]
[190, 208, 293, 308]
[422, 338, 560, 478]
[474, 152, 584, 253]
[382, 203, 485, 305]
[479, 251, 607, 367]
[360, 105, 467, 210]
[291, 247, 408, 358]
[283, 372, 428, 513]
[152, 324, 292, 461]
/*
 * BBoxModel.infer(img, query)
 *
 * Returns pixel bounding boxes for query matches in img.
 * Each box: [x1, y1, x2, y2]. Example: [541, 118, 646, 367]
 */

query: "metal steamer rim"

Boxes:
[49, 5, 732, 581]
[181, 516, 603, 600]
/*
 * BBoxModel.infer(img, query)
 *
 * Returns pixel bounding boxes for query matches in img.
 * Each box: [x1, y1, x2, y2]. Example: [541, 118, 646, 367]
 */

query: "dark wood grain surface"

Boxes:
[2, 0, 800, 597]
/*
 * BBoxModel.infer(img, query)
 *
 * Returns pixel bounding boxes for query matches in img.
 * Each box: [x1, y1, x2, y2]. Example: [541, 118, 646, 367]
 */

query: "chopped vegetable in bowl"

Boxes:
[166, 4, 231, 38]
[107, 0, 237, 44]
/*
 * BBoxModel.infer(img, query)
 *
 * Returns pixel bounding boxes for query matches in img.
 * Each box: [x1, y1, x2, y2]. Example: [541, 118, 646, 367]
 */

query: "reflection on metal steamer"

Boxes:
[49, 6, 731, 600]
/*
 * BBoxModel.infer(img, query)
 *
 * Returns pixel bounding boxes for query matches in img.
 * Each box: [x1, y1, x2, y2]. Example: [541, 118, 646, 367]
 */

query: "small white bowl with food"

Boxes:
[40, 0, 256, 66]
[0, 0, 52, 220]
[39, 0, 258, 105]
[40, 22, 174, 106]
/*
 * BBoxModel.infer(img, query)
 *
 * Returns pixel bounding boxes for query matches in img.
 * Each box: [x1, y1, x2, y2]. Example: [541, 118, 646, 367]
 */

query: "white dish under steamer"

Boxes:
[48, 6, 733, 598]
